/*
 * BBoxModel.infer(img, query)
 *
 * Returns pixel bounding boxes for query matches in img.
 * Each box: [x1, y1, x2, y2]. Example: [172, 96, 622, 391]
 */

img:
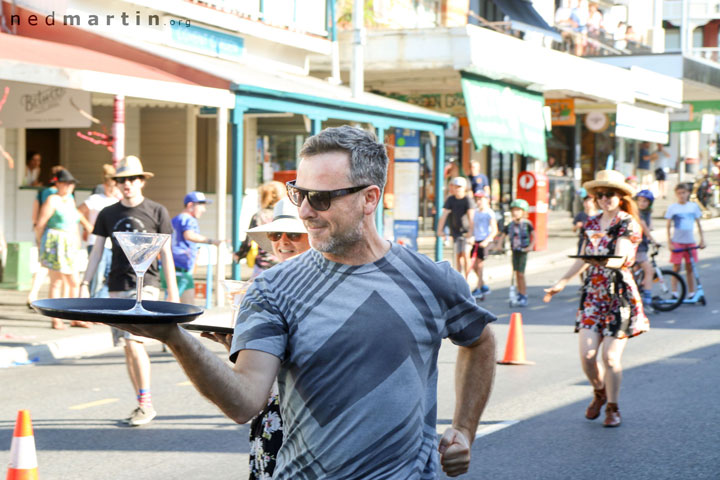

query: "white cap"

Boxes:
[450, 177, 467, 187]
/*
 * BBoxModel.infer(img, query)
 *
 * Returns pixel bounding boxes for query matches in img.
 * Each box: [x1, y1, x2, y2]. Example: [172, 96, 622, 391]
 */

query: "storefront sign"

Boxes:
[393, 161, 419, 221]
[394, 129, 421, 160]
[545, 99, 575, 126]
[166, 22, 244, 61]
[615, 103, 668, 144]
[0, 81, 91, 129]
[584, 112, 609, 132]
[668, 104, 693, 122]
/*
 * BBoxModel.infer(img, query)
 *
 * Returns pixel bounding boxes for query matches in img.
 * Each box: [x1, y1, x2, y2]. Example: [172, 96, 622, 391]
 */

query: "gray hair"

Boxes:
[299, 125, 388, 190]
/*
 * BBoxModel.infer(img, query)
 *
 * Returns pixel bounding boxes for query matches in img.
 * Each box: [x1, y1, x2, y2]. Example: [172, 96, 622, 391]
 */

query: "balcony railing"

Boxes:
[689, 47, 720, 63]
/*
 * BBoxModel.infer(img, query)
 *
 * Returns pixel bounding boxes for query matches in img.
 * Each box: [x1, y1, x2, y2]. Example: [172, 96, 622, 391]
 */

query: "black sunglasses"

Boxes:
[113, 175, 144, 183]
[266, 232, 304, 242]
[285, 180, 370, 211]
[594, 190, 618, 200]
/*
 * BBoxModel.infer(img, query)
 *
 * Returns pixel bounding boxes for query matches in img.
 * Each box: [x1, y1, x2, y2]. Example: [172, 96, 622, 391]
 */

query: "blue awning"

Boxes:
[493, 0, 562, 42]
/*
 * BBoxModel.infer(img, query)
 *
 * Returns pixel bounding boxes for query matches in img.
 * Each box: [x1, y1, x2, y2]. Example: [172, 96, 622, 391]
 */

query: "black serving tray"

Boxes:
[568, 255, 623, 261]
[31, 298, 203, 324]
[182, 324, 234, 335]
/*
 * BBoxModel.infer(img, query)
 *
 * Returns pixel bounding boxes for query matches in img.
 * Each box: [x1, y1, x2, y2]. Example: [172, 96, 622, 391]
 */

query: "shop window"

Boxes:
[24, 129, 60, 187]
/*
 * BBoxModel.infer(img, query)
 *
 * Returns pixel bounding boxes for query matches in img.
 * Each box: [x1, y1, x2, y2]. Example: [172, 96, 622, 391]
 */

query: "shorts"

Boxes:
[470, 241, 486, 261]
[654, 168, 666, 181]
[160, 267, 194, 296]
[453, 236, 467, 256]
[635, 249, 648, 264]
[511, 250, 528, 273]
[109, 286, 160, 346]
[670, 242, 698, 265]
[40, 228, 80, 274]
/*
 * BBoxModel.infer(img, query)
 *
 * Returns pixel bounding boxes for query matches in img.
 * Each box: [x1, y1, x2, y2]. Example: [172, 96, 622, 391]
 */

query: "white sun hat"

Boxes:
[247, 198, 307, 252]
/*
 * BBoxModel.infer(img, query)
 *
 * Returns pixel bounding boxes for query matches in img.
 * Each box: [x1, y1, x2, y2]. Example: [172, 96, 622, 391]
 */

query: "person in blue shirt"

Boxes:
[469, 160, 490, 197]
[665, 183, 705, 297]
[468, 191, 497, 299]
[168, 191, 221, 303]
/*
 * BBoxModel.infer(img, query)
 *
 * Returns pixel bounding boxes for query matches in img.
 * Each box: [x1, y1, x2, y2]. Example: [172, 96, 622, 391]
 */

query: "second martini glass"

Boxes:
[222, 279, 252, 327]
[114, 231, 171, 315]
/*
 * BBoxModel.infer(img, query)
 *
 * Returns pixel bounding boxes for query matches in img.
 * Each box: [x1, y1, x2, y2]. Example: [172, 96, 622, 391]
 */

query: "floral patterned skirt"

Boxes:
[40, 229, 80, 274]
[249, 393, 283, 480]
[576, 267, 649, 338]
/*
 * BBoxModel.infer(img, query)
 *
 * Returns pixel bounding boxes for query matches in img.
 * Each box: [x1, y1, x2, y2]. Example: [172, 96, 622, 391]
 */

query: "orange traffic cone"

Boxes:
[497, 313, 534, 365]
[6, 410, 38, 480]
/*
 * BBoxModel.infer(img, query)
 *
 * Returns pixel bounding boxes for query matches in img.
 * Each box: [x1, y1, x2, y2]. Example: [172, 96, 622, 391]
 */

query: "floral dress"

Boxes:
[576, 211, 649, 338]
[248, 390, 283, 480]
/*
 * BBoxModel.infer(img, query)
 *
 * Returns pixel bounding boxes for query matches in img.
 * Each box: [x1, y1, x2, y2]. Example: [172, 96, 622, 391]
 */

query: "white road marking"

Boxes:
[529, 305, 544, 311]
[69, 398, 118, 410]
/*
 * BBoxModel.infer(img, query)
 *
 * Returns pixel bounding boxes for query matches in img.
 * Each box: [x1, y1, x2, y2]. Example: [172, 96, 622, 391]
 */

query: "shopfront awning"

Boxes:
[461, 73, 547, 161]
[0, 33, 235, 108]
[492, 0, 562, 42]
[615, 103, 669, 144]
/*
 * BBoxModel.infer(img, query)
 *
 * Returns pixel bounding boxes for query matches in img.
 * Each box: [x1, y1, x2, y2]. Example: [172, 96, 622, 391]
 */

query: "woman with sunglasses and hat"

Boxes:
[34, 168, 92, 329]
[205, 198, 309, 480]
[544, 170, 649, 428]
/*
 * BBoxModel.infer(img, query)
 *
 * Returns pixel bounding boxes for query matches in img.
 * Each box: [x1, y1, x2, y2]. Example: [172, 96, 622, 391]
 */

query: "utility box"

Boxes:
[1, 242, 33, 290]
[516, 172, 549, 251]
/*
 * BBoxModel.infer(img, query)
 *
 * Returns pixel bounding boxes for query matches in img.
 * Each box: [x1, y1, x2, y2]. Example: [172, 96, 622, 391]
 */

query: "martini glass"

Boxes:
[222, 279, 252, 327]
[113, 232, 171, 315]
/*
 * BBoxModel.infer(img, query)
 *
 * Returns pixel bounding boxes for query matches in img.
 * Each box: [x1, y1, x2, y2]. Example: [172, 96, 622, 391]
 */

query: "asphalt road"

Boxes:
[1, 233, 719, 479]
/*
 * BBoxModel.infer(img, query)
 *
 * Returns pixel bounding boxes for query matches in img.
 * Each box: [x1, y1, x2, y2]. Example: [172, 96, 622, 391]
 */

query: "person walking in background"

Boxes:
[166, 191, 221, 304]
[242, 181, 285, 278]
[544, 170, 649, 428]
[573, 191, 597, 255]
[23, 151, 42, 187]
[637, 141, 667, 188]
[469, 160, 490, 197]
[34, 169, 91, 329]
[665, 183, 705, 298]
[80, 155, 179, 427]
[437, 176, 474, 277]
[27, 165, 66, 307]
[468, 191, 497, 299]
[500, 199, 535, 307]
[77, 165, 121, 298]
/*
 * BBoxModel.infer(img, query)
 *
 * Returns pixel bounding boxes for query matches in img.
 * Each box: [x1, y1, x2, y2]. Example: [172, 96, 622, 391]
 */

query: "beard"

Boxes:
[307, 214, 364, 256]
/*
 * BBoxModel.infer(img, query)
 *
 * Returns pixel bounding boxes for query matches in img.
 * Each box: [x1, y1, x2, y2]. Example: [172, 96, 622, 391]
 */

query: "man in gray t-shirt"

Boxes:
[114, 126, 496, 478]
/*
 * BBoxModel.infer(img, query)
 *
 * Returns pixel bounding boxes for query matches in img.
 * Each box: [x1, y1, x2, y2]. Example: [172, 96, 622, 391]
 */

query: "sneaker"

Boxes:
[671, 291, 679, 299]
[480, 284, 490, 294]
[471, 288, 482, 296]
[517, 295, 528, 307]
[126, 405, 156, 427]
[687, 291, 695, 299]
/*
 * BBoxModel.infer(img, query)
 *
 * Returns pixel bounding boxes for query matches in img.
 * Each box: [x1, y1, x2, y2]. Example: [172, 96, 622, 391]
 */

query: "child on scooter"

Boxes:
[665, 183, 706, 298]
[468, 191, 498, 299]
[499, 199, 535, 307]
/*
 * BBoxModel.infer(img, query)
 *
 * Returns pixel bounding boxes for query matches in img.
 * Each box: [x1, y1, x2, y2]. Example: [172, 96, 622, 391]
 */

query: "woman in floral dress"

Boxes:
[544, 170, 649, 428]
[204, 199, 309, 478]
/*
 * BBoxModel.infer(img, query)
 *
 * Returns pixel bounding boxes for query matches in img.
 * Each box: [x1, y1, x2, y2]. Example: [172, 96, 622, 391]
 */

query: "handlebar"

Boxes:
[671, 246, 700, 253]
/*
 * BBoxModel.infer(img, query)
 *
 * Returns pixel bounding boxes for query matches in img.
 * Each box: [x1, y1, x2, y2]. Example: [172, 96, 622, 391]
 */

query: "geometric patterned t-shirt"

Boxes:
[230, 243, 496, 479]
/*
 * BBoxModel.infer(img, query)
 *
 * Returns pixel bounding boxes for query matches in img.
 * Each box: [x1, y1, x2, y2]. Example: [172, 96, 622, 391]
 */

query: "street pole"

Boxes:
[216, 107, 228, 306]
[350, 0, 364, 98]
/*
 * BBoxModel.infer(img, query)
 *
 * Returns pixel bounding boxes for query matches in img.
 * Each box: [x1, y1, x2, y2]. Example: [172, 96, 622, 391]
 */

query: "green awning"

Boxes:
[670, 100, 720, 132]
[461, 73, 547, 161]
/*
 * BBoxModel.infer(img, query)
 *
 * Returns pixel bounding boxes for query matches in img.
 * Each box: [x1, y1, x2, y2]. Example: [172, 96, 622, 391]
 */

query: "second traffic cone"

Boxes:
[497, 313, 534, 365]
[6, 410, 38, 480]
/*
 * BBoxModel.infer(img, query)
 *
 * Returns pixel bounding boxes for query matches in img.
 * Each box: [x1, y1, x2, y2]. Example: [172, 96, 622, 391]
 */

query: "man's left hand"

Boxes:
[438, 427, 471, 477]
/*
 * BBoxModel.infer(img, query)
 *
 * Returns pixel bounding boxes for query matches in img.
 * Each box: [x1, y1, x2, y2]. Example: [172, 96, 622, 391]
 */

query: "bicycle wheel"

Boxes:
[650, 269, 686, 312]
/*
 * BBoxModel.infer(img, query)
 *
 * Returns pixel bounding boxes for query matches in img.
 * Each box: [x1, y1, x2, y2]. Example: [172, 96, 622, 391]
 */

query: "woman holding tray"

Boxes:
[204, 198, 309, 480]
[543, 170, 649, 428]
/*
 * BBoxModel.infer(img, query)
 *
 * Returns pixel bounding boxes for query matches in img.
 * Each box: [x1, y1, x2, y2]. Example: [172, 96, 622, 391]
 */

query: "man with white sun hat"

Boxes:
[246, 198, 309, 263]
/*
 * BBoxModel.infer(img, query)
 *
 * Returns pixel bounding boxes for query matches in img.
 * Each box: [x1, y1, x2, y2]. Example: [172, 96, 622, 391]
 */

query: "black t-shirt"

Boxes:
[443, 195, 474, 237]
[93, 198, 173, 292]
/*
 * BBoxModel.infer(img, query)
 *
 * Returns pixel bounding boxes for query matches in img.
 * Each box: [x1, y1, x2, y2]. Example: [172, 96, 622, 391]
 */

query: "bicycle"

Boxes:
[633, 245, 686, 312]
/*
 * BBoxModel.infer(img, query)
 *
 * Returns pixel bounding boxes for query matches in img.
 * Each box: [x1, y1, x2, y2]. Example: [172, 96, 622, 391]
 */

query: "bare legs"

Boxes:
[124, 340, 151, 397]
[578, 329, 628, 403]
